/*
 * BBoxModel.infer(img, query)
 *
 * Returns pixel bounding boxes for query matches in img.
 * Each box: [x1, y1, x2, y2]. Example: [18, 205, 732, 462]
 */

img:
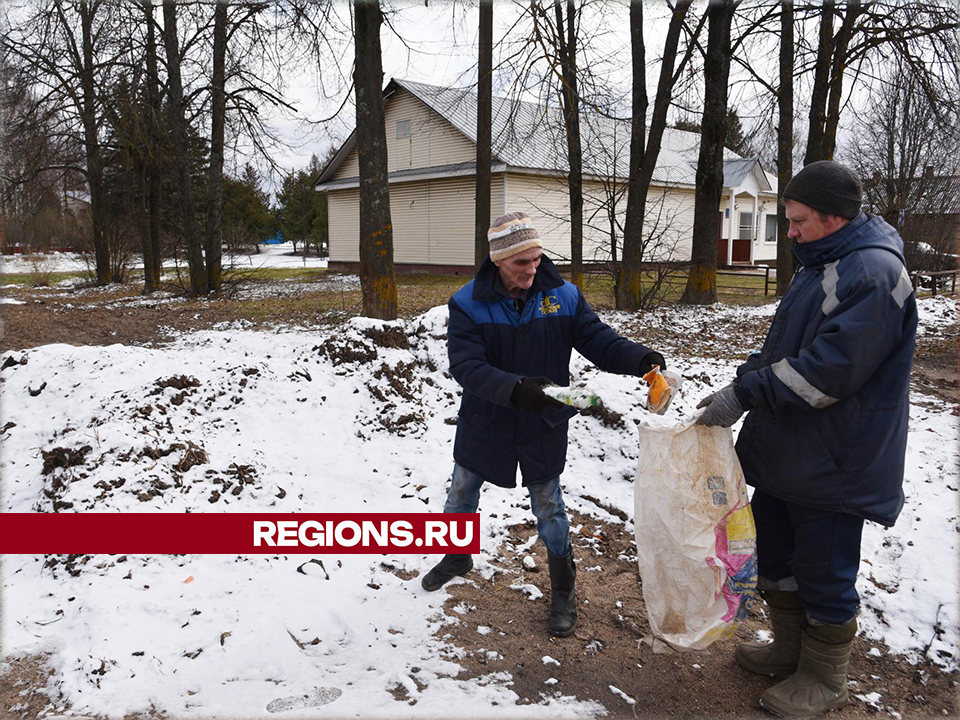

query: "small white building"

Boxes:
[316, 78, 780, 272]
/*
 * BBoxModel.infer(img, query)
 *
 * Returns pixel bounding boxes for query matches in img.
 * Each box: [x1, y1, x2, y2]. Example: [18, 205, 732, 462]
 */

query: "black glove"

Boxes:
[639, 351, 666, 376]
[696, 383, 747, 427]
[511, 376, 565, 414]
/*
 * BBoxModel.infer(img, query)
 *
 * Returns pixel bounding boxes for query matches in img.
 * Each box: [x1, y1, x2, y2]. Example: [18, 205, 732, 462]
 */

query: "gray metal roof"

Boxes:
[317, 77, 773, 192]
[718, 156, 771, 190]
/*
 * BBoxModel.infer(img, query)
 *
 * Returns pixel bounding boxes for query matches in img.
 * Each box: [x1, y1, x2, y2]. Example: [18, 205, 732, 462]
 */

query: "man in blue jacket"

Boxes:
[696, 161, 918, 717]
[421, 211, 665, 638]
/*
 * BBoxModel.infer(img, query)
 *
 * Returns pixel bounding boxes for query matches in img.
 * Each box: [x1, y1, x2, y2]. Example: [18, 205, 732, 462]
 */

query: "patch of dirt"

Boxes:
[913, 326, 960, 404]
[363, 325, 410, 349]
[226, 462, 258, 485]
[42, 553, 94, 578]
[173, 441, 208, 472]
[0, 652, 169, 720]
[0, 653, 67, 719]
[580, 403, 627, 431]
[140, 443, 185, 461]
[316, 336, 378, 366]
[380, 560, 419, 581]
[373, 361, 418, 401]
[153, 375, 201, 391]
[432, 510, 957, 718]
[41, 445, 92, 475]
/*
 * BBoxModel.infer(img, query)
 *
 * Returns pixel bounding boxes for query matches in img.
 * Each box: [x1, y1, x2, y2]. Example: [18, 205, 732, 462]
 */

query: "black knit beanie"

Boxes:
[782, 160, 863, 219]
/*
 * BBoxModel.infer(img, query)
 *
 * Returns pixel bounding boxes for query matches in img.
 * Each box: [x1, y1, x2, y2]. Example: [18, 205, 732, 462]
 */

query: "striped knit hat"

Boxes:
[488, 212, 542, 261]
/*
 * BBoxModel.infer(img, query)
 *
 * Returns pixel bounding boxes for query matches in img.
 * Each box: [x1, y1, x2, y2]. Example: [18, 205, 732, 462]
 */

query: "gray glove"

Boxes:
[695, 383, 746, 427]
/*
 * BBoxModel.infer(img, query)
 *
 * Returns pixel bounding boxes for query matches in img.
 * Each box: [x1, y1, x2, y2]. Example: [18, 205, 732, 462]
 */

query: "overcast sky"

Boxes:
[253, 0, 724, 192]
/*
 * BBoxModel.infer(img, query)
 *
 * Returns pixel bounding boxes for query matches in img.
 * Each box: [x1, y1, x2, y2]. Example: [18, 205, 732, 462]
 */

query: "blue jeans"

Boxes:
[443, 463, 571, 556]
[752, 488, 864, 625]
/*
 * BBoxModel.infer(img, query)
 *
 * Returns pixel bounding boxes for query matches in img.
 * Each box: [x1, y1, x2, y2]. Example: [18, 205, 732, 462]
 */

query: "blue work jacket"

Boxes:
[448, 255, 653, 488]
[734, 213, 918, 526]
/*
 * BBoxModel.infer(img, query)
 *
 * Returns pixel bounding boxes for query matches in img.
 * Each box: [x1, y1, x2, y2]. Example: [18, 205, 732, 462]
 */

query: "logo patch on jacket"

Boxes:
[539, 295, 561, 315]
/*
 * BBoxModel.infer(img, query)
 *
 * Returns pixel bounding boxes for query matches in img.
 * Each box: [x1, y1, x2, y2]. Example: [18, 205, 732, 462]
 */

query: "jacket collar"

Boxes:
[471, 254, 565, 302]
[790, 213, 904, 268]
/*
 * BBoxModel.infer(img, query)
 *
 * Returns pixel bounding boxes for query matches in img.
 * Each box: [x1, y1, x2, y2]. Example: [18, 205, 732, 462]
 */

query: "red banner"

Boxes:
[0, 513, 479, 554]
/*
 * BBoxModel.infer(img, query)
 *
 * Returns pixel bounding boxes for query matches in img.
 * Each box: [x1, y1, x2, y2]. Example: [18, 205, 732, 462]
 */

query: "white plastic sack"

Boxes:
[633, 420, 757, 652]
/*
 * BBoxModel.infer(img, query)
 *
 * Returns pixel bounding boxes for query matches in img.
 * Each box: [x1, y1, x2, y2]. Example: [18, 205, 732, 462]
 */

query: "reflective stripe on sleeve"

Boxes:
[771, 358, 840, 408]
[891, 266, 914, 308]
[821, 260, 840, 315]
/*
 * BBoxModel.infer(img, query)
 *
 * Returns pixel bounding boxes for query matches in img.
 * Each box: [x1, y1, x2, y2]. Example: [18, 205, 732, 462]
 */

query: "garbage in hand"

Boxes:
[542, 384, 602, 409]
[543, 368, 683, 415]
[643, 366, 682, 415]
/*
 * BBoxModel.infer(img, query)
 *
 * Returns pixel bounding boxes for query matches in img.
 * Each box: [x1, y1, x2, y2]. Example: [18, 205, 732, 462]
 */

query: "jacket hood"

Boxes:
[471, 254, 565, 302]
[792, 213, 905, 269]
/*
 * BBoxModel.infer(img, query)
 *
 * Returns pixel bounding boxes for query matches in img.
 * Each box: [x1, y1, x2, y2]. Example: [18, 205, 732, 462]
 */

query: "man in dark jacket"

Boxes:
[696, 161, 918, 717]
[421, 211, 665, 638]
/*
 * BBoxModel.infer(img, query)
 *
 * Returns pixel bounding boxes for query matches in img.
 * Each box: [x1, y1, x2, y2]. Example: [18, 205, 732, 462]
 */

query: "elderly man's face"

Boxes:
[494, 247, 542, 295]
[784, 199, 850, 244]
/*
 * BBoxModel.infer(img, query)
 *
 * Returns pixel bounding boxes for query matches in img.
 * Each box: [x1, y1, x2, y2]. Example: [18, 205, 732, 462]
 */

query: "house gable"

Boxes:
[329, 86, 477, 182]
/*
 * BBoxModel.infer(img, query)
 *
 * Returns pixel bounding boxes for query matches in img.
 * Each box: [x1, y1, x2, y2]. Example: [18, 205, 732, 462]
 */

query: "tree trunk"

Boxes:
[141, 0, 163, 290]
[206, 0, 227, 291]
[617, 0, 647, 310]
[77, 0, 110, 285]
[354, 0, 398, 320]
[680, 0, 734, 305]
[821, 0, 860, 160]
[474, 0, 492, 269]
[161, 1, 207, 296]
[617, 0, 691, 310]
[804, 1, 835, 165]
[555, 0, 582, 288]
[776, 0, 795, 297]
[135, 159, 156, 293]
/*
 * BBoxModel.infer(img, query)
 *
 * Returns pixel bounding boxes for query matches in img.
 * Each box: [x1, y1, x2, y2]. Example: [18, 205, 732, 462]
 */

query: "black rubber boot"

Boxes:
[547, 549, 577, 637]
[420, 554, 473, 592]
[736, 590, 804, 676]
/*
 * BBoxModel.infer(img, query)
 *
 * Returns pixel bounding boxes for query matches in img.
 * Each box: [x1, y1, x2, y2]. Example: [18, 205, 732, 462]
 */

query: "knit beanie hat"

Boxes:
[488, 212, 542, 261]
[783, 160, 863, 219]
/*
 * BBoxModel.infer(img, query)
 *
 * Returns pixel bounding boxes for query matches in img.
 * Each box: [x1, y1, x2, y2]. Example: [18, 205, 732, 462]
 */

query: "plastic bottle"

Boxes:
[542, 385, 602, 409]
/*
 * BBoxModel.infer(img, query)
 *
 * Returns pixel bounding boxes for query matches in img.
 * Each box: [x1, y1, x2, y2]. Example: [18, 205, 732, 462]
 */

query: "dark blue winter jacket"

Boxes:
[734, 213, 918, 526]
[448, 255, 653, 488]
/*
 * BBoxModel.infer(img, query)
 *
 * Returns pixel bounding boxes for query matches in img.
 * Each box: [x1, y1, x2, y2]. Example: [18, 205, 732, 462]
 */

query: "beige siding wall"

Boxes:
[332, 88, 476, 181]
[331, 168, 783, 266]
[508, 173, 700, 263]
[505, 174, 572, 259]
[329, 176, 505, 266]
[328, 189, 361, 262]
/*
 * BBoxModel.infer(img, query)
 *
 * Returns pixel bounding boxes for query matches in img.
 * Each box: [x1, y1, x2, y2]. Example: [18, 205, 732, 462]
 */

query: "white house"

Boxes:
[316, 78, 780, 272]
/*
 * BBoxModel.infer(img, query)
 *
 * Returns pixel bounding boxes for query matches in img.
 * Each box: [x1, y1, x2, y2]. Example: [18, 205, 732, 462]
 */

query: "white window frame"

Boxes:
[764, 213, 778, 243]
[738, 212, 754, 240]
[396, 120, 411, 139]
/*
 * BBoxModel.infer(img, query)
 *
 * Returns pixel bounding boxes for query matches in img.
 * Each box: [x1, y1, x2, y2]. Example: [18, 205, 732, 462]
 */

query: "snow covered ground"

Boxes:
[0, 296, 957, 718]
[0, 243, 327, 276]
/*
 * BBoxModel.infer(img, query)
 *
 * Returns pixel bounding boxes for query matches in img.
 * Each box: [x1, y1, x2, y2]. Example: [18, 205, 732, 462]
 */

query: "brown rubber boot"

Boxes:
[735, 590, 804, 676]
[760, 617, 857, 718]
